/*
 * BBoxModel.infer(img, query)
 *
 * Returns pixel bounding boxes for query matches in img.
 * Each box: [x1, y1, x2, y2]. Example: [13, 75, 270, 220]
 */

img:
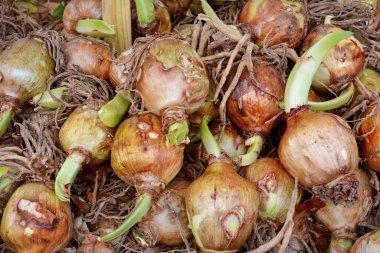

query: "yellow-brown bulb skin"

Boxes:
[240, 0, 307, 48]
[315, 168, 372, 236]
[244, 157, 301, 225]
[59, 104, 114, 164]
[64, 37, 112, 80]
[301, 24, 365, 93]
[185, 160, 259, 252]
[136, 38, 209, 116]
[137, 178, 192, 246]
[226, 64, 285, 136]
[0, 37, 54, 104]
[111, 113, 184, 195]
[0, 182, 73, 253]
[279, 109, 359, 191]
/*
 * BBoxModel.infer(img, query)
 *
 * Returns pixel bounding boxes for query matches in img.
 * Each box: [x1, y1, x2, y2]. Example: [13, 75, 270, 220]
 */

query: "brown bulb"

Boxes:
[111, 113, 184, 196]
[135, 178, 192, 247]
[0, 182, 73, 253]
[301, 24, 365, 93]
[244, 157, 302, 225]
[226, 64, 285, 136]
[59, 102, 114, 165]
[239, 0, 307, 48]
[185, 158, 259, 252]
[136, 38, 209, 117]
[279, 109, 359, 205]
[315, 168, 372, 238]
[0, 37, 54, 105]
[63, 0, 102, 34]
[64, 37, 112, 80]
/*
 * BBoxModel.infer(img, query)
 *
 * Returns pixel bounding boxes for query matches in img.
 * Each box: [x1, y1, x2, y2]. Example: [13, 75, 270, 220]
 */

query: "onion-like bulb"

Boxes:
[358, 105, 380, 172]
[315, 168, 372, 252]
[239, 0, 307, 48]
[186, 159, 259, 252]
[64, 37, 112, 80]
[100, 113, 184, 242]
[185, 116, 259, 252]
[63, 0, 102, 34]
[243, 157, 302, 225]
[351, 229, 380, 253]
[55, 102, 114, 202]
[280, 29, 359, 205]
[279, 108, 359, 205]
[161, 0, 191, 14]
[300, 23, 365, 94]
[0, 36, 54, 136]
[226, 63, 285, 166]
[134, 178, 192, 247]
[0, 182, 73, 253]
[136, 38, 210, 145]
[227, 64, 285, 136]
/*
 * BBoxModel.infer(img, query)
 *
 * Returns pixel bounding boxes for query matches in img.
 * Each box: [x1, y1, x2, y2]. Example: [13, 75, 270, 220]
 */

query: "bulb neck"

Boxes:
[207, 155, 233, 166]
[162, 108, 189, 145]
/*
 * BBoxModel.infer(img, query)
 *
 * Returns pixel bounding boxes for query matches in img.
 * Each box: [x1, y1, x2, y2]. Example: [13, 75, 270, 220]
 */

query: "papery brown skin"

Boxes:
[185, 159, 259, 252]
[316, 168, 372, 238]
[0, 182, 73, 253]
[301, 24, 365, 93]
[64, 37, 112, 80]
[161, 0, 191, 14]
[136, 178, 192, 246]
[59, 103, 114, 164]
[226, 64, 285, 136]
[63, 0, 102, 34]
[0, 37, 54, 105]
[358, 106, 380, 172]
[136, 38, 209, 116]
[244, 157, 301, 225]
[351, 229, 380, 253]
[239, 0, 307, 48]
[109, 49, 134, 88]
[278, 109, 359, 201]
[111, 113, 184, 196]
